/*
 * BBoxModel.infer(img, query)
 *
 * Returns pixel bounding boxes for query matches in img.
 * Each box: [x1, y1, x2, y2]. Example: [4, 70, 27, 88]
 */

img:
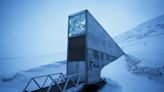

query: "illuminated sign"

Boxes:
[68, 13, 86, 37]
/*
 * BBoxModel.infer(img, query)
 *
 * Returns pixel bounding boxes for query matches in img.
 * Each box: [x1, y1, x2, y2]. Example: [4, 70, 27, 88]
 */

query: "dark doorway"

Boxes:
[68, 35, 86, 61]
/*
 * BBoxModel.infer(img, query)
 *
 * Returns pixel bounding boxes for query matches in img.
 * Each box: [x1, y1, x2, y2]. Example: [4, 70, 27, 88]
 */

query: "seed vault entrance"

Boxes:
[67, 10, 124, 84]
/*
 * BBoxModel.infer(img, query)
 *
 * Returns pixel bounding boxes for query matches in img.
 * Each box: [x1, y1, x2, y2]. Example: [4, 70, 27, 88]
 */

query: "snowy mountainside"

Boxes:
[100, 14, 164, 92]
[115, 14, 164, 46]
[115, 14, 164, 68]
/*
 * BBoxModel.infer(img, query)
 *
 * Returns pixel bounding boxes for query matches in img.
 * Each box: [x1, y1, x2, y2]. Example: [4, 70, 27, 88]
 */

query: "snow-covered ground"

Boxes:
[100, 14, 164, 92]
[0, 14, 164, 92]
[101, 55, 164, 92]
[0, 52, 66, 79]
[0, 61, 66, 92]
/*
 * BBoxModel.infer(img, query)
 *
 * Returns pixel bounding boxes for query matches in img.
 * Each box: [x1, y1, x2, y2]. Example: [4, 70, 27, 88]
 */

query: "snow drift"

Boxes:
[101, 14, 164, 92]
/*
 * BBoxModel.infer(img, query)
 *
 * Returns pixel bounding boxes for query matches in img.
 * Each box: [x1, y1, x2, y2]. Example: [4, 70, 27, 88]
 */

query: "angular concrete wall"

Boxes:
[86, 10, 124, 84]
[67, 10, 124, 84]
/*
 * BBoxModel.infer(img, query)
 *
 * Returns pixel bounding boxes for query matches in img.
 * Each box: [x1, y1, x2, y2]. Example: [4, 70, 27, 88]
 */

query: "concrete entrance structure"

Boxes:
[24, 10, 124, 92]
[67, 10, 124, 84]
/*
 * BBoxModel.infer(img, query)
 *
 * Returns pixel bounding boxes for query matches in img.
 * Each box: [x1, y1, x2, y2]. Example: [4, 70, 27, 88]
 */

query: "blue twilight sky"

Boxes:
[0, 0, 164, 58]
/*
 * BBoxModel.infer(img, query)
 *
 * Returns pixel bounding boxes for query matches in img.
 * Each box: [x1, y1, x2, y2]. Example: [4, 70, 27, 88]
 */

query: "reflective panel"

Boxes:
[69, 13, 86, 37]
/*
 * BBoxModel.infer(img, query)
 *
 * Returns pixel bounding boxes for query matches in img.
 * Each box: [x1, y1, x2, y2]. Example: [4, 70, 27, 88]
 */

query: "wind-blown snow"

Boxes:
[100, 14, 164, 92]
[101, 55, 164, 92]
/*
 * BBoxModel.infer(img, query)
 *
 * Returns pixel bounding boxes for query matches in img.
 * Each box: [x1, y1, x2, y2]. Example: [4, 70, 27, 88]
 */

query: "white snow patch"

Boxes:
[101, 55, 164, 92]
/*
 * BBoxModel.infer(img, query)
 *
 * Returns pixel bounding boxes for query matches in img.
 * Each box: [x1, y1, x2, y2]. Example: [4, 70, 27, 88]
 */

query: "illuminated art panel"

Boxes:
[69, 12, 86, 37]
